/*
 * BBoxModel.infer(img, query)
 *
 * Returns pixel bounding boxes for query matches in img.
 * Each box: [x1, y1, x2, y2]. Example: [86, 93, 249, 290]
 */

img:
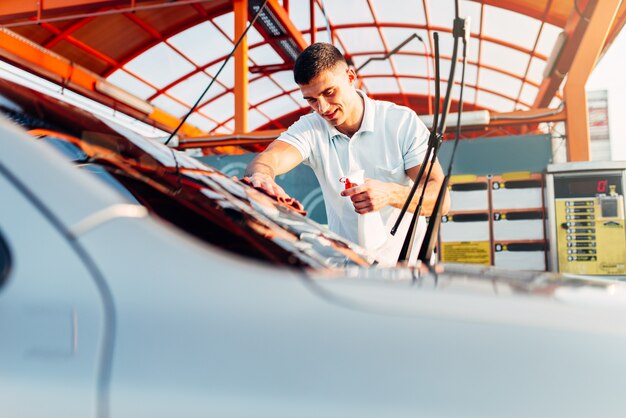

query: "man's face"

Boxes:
[299, 64, 358, 128]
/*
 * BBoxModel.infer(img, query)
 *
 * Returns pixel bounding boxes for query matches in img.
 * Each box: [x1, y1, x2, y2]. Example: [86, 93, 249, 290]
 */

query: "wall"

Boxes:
[199, 134, 552, 224]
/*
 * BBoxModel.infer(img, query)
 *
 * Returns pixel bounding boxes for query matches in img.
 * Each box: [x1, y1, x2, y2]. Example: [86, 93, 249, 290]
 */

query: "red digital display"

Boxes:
[567, 179, 604, 194]
[555, 174, 623, 198]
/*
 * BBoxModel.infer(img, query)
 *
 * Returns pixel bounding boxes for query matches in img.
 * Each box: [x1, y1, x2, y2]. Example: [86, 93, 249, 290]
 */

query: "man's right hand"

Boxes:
[246, 172, 290, 199]
[244, 140, 304, 200]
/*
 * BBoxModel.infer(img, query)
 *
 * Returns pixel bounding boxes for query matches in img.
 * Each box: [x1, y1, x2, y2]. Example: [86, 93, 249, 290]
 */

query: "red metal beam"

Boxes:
[533, 0, 594, 108]
[123, 10, 162, 39]
[309, 0, 316, 44]
[0, 27, 97, 91]
[313, 0, 351, 53]
[178, 128, 285, 149]
[605, 3, 626, 52]
[563, 0, 621, 161]
[234, 0, 249, 133]
[0, 28, 206, 137]
[121, 11, 233, 110]
[490, 106, 566, 126]
[364, 0, 410, 108]
[478, 0, 570, 27]
[39, 21, 119, 67]
[314, 22, 549, 61]
[102, 3, 231, 77]
[0, 0, 212, 27]
[474, 1, 484, 107]
[179, 104, 564, 150]
[43, 16, 96, 49]
[358, 74, 533, 108]
[514, 0, 554, 107]
[266, 0, 308, 51]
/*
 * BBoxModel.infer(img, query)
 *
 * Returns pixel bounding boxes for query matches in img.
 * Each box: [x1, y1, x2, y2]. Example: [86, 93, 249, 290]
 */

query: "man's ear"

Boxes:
[346, 67, 357, 86]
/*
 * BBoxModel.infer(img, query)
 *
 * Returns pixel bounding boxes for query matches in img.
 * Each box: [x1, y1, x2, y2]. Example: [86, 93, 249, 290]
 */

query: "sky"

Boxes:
[587, 26, 626, 160]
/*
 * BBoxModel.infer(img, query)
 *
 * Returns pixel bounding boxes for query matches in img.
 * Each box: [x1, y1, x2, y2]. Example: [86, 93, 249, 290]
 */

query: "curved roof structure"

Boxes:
[0, 0, 624, 147]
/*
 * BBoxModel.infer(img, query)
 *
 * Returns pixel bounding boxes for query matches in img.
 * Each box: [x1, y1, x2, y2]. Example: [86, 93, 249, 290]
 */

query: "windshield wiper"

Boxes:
[392, 0, 471, 266]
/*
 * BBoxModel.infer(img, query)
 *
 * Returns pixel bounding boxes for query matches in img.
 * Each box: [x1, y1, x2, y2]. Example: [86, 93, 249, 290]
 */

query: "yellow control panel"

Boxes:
[555, 193, 625, 274]
[548, 165, 626, 276]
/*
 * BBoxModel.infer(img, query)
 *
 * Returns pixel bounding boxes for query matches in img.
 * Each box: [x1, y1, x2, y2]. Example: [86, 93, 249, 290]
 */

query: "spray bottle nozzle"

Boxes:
[340, 177, 357, 190]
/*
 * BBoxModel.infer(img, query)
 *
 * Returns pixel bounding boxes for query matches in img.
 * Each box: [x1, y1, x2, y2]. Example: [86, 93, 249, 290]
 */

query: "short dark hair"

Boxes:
[293, 43, 347, 85]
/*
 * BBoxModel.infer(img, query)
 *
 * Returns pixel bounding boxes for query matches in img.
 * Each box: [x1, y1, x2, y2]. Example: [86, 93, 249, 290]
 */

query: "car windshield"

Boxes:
[36, 134, 142, 204]
[0, 78, 374, 270]
[40, 135, 89, 162]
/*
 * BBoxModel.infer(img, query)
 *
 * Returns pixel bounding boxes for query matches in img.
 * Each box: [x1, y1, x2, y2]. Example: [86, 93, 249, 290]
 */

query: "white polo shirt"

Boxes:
[277, 91, 430, 262]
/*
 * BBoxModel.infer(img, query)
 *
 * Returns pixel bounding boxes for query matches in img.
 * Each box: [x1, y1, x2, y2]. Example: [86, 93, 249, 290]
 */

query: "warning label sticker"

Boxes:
[441, 241, 491, 265]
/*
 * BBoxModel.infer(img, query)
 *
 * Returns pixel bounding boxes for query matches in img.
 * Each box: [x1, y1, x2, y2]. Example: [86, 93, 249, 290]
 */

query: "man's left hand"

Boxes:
[341, 178, 399, 214]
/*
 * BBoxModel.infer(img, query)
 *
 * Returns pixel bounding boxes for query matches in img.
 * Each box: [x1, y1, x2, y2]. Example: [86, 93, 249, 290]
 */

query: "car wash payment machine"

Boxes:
[546, 162, 626, 276]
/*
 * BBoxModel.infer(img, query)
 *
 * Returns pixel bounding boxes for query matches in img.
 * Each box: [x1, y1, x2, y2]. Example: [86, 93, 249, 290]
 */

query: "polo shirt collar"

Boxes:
[326, 90, 375, 139]
[357, 90, 375, 133]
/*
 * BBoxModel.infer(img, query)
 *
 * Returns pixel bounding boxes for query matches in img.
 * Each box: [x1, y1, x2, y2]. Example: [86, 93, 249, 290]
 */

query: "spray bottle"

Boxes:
[340, 170, 388, 251]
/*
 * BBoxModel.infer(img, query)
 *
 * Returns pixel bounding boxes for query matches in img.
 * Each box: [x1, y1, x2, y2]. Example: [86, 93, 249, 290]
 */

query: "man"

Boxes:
[246, 43, 449, 264]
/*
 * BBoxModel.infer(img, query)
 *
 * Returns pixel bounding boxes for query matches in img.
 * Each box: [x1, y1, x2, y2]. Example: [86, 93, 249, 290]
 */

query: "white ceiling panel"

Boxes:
[363, 77, 400, 94]
[322, 0, 374, 25]
[150, 94, 189, 118]
[335, 27, 385, 53]
[107, 69, 156, 100]
[186, 113, 218, 132]
[168, 21, 232, 67]
[480, 41, 530, 77]
[202, 92, 235, 121]
[124, 43, 195, 88]
[248, 77, 284, 104]
[257, 94, 300, 119]
[248, 107, 270, 130]
[478, 67, 522, 99]
[483, 5, 541, 50]
[476, 90, 515, 112]
[370, 0, 426, 24]
[168, 72, 225, 106]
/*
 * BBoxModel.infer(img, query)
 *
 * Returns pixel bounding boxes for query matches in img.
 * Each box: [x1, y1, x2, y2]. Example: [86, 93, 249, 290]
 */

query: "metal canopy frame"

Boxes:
[0, 0, 624, 159]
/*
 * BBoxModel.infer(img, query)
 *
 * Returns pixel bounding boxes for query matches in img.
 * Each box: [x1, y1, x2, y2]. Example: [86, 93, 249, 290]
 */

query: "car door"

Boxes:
[0, 167, 106, 417]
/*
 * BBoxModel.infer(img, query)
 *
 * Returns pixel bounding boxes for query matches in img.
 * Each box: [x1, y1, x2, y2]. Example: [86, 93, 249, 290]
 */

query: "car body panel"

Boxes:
[78, 216, 626, 418]
[3, 81, 626, 417]
[0, 162, 104, 417]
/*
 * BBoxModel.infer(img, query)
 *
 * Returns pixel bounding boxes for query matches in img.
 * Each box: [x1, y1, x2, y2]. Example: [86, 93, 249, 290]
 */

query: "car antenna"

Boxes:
[163, 0, 269, 146]
[392, 0, 470, 265]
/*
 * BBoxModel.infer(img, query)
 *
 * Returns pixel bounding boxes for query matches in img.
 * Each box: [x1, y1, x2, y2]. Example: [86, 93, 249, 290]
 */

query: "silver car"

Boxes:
[2, 80, 626, 418]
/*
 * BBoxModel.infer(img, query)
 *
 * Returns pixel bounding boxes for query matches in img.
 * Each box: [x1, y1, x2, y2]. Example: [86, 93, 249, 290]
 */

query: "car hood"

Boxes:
[303, 262, 626, 334]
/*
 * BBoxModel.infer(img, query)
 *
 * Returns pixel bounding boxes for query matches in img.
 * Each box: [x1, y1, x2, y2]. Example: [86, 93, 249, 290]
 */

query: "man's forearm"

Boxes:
[245, 139, 303, 179]
[245, 159, 276, 178]
[389, 181, 447, 216]
[389, 183, 420, 213]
